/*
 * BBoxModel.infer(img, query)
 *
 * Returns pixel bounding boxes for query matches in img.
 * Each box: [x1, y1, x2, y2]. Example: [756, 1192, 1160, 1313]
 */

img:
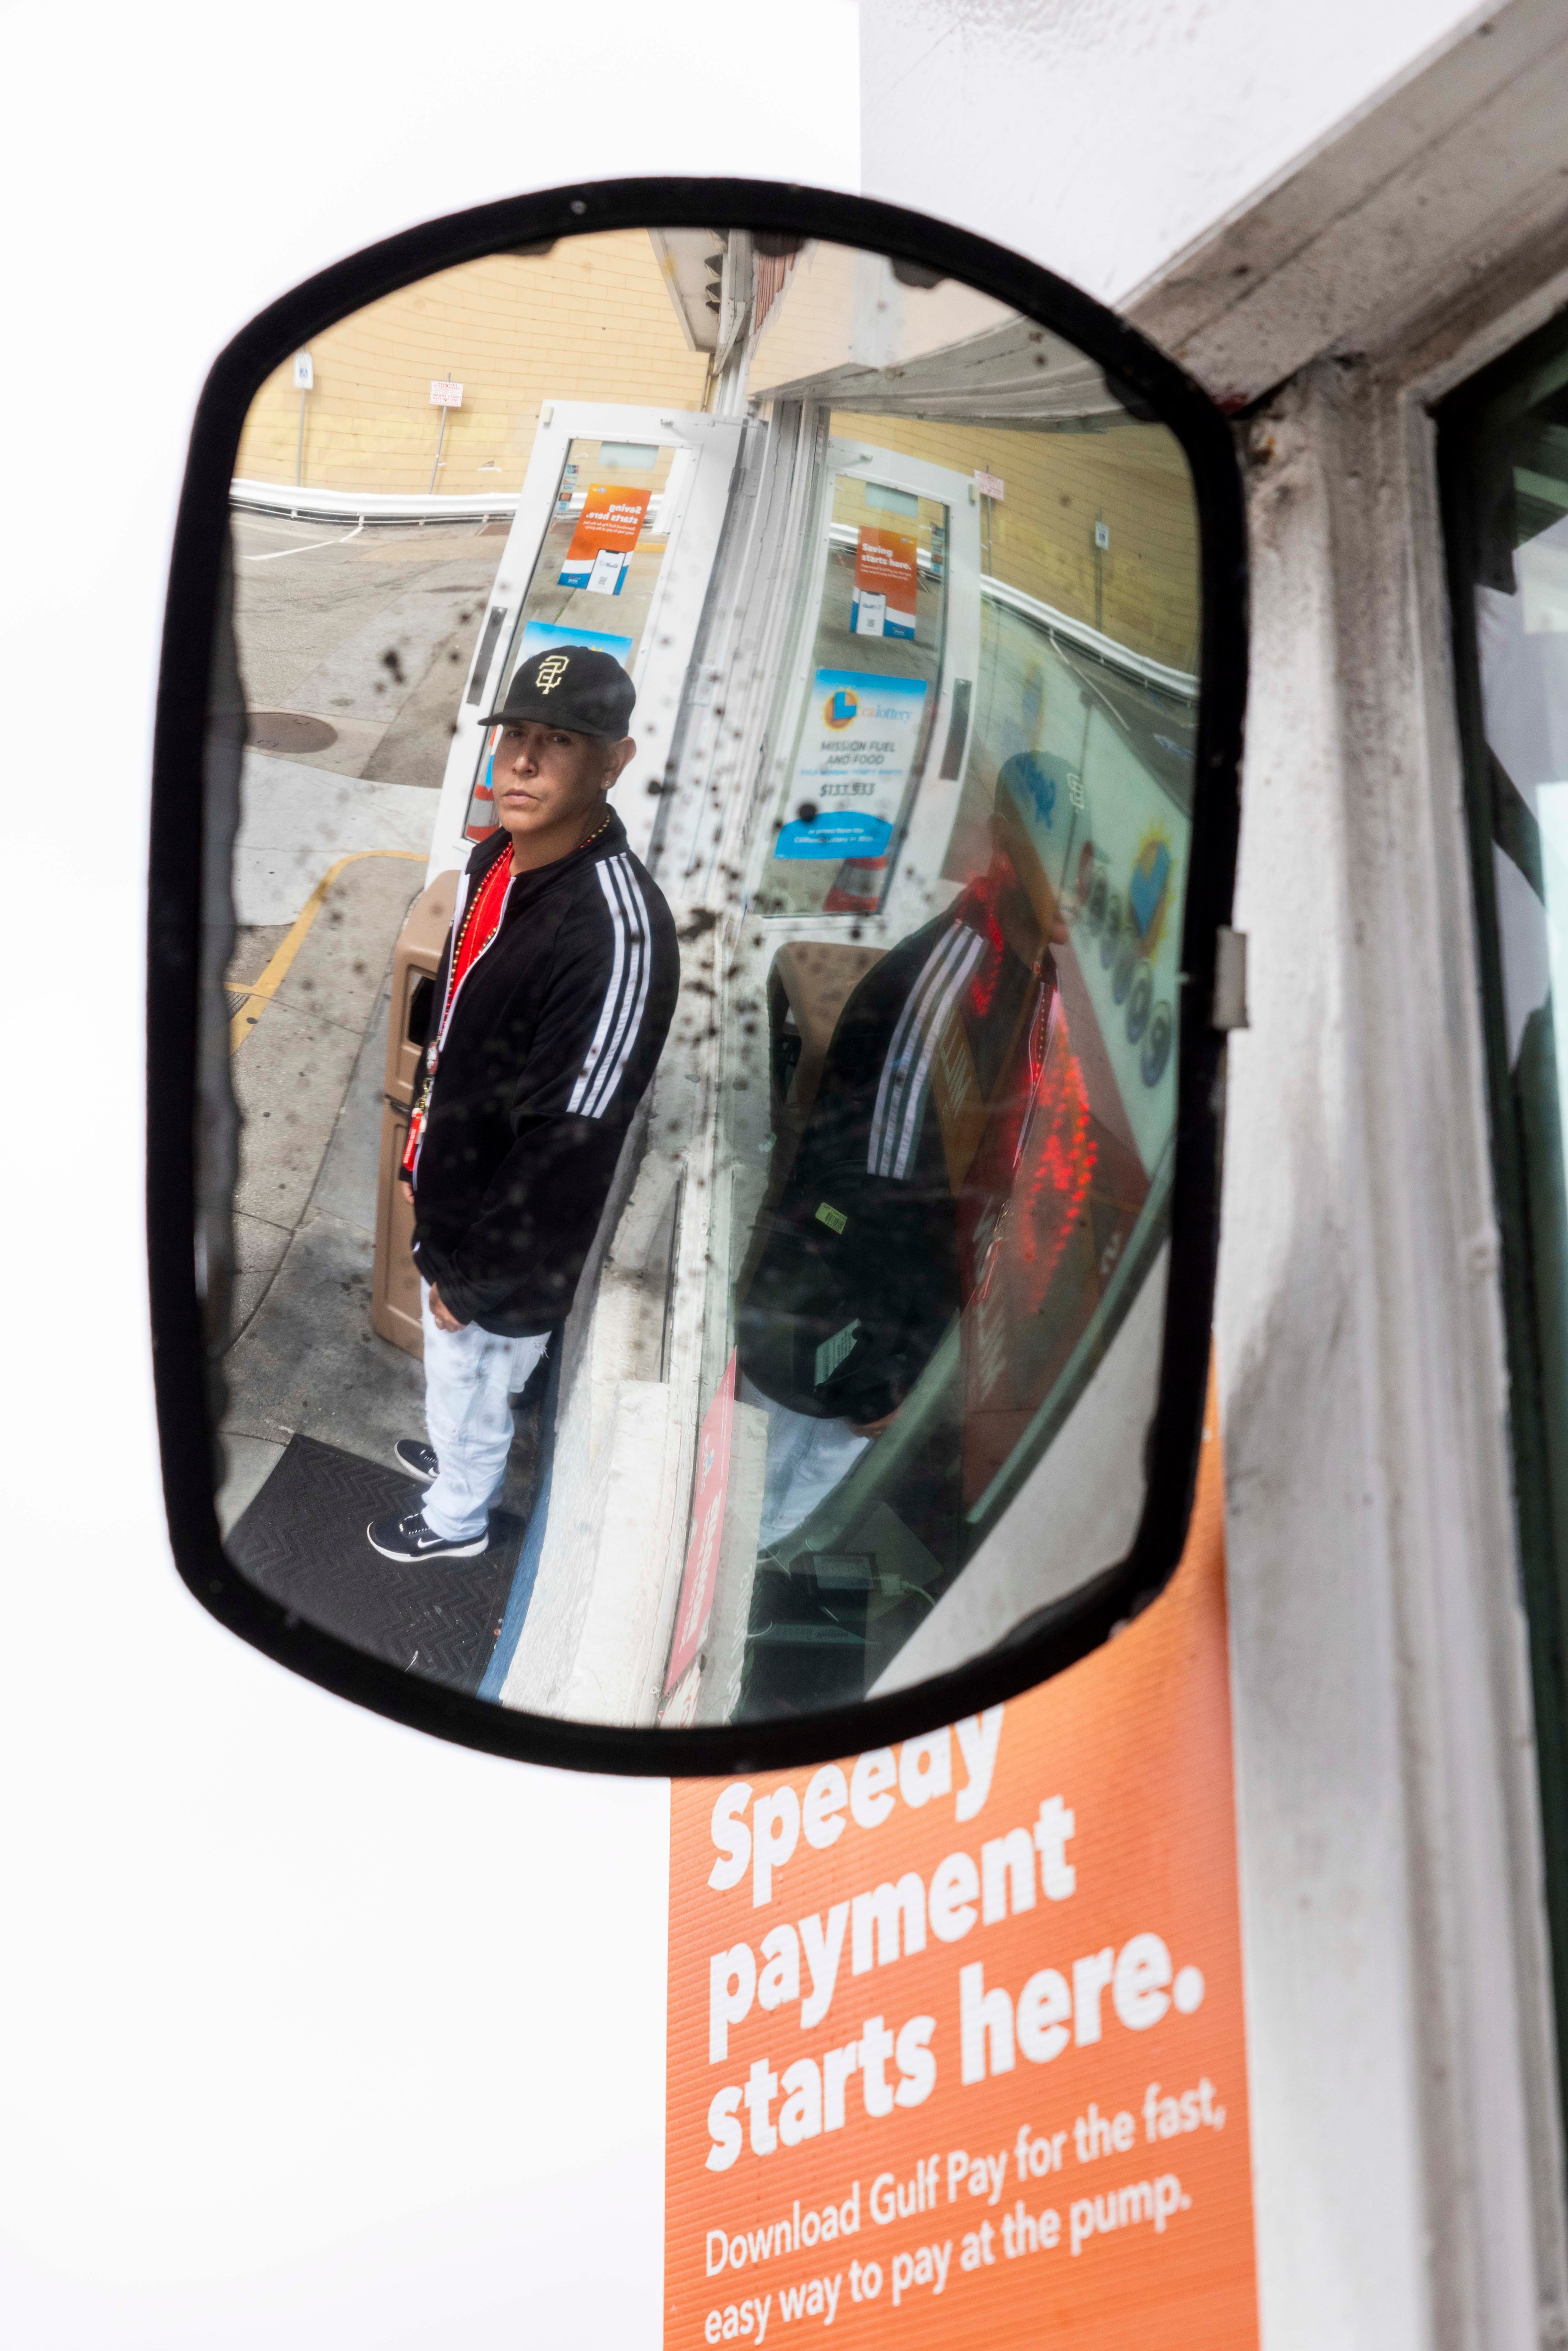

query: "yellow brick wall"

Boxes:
[235, 232, 712, 497]
[831, 411, 1200, 674]
[232, 229, 1197, 670]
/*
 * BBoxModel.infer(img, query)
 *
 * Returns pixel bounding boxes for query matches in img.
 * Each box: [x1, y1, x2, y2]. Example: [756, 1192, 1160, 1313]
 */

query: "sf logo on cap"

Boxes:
[536, 654, 570, 694]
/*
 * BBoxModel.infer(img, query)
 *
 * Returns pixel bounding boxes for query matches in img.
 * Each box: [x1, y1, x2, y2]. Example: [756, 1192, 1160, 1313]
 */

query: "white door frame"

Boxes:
[425, 399, 742, 879]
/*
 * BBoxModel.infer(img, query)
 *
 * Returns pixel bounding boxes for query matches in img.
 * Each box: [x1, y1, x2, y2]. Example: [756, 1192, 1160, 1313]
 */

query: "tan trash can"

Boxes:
[371, 870, 457, 1359]
[765, 941, 885, 1190]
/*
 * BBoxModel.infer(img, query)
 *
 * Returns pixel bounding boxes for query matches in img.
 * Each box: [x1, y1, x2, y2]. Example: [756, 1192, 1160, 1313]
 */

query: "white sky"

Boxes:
[0, 0, 1486, 2339]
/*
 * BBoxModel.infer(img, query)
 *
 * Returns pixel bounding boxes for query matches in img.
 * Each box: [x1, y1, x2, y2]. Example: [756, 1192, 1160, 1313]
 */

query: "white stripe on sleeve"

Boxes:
[568, 863, 633, 1114]
[581, 855, 652, 1118]
[889, 931, 984, 1179]
[868, 926, 971, 1177]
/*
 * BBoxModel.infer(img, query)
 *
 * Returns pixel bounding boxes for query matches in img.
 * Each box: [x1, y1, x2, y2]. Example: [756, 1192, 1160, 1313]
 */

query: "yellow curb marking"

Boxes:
[229, 849, 427, 1054]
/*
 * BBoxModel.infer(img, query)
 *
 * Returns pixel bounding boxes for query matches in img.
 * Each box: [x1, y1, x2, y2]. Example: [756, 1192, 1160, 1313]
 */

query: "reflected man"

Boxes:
[369, 646, 679, 1561]
[737, 758, 1068, 1555]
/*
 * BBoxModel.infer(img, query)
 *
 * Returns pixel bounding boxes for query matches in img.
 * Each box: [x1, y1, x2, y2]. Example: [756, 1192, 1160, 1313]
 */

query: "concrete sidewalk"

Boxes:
[219, 853, 427, 1529]
[234, 751, 437, 926]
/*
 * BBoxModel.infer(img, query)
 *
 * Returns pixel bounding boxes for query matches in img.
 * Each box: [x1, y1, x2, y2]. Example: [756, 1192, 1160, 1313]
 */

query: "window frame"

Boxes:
[1439, 314, 1568, 2134]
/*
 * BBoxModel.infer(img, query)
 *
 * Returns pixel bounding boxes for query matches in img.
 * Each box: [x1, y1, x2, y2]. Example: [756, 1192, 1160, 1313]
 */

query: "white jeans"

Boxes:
[420, 1283, 551, 1543]
[739, 1374, 872, 1553]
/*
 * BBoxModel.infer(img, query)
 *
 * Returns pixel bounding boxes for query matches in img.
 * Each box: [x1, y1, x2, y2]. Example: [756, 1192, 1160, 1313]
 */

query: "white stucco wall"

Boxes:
[860, 0, 1489, 302]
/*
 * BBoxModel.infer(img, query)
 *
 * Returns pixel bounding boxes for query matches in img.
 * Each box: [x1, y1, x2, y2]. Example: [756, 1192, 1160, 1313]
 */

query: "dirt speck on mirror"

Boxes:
[208, 225, 1199, 1729]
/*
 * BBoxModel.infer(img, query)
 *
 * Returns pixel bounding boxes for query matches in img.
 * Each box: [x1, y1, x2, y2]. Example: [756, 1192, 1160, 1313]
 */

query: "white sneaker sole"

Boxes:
[365, 1523, 488, 1561]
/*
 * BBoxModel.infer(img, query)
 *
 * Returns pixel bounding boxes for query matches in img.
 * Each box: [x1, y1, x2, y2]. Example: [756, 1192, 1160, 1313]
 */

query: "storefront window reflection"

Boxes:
[703, 406, 1200, 1720]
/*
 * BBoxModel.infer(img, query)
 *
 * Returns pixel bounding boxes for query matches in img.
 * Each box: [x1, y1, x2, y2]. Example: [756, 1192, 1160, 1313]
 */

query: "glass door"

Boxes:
[428, 401, 742, 875]
[755, 438, 983, 928]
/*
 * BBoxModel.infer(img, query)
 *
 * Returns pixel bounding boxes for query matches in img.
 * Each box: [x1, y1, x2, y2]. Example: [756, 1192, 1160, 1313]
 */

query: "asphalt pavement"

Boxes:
[217, 513, 506, 1530]
[231, 512, 503, 794]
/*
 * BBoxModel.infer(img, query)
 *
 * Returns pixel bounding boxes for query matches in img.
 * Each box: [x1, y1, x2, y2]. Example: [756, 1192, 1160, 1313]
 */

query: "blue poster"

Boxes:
[515, 618, 634, 668]
[776, 669, 929, 860]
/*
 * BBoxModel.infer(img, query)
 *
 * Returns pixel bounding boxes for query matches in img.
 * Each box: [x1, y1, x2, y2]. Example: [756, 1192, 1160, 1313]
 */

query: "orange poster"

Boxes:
[665, 1402, 1256, 2351]
[560, 481, 652, 591]
[851, 526, 918, 639]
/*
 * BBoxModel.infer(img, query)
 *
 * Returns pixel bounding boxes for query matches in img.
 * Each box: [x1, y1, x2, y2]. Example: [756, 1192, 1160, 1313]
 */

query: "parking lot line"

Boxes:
[244, 521, 365, 563]
[229, 849, 425, 1053]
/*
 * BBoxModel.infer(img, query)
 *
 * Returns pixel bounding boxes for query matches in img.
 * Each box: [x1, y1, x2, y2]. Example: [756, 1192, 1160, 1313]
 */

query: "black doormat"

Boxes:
[226, 1434, 524, 1695]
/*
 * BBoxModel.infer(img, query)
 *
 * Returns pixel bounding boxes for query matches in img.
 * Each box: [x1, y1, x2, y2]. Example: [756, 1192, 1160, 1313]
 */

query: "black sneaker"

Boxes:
[394, 1438, 439, 1481]
[366, 1508, 486, 1562]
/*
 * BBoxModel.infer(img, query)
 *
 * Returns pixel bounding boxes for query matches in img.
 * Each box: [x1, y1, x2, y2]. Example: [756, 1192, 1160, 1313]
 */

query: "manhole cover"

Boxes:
[247, 711, 338, 754]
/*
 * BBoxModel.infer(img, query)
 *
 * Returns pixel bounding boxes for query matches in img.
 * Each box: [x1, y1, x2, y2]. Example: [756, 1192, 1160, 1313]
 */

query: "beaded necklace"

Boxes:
[455, 804, 612, 1003]
[447, 860, 497, 979]
[403, 803, 614, 1187]
[450, 803, 612, 963]
[570, 806, 612, 855]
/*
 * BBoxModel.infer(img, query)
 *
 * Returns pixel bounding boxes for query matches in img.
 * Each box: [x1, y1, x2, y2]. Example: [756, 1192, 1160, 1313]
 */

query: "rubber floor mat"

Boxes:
[226, 1433, 525, 1695]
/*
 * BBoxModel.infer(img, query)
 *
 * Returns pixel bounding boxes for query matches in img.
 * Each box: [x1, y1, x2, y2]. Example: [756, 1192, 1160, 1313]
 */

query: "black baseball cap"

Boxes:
[479, 644, 635, 739]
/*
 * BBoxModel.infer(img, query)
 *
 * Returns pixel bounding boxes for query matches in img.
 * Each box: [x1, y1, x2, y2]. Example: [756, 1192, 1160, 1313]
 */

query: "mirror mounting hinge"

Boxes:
[1212, 928, 1249, 1031]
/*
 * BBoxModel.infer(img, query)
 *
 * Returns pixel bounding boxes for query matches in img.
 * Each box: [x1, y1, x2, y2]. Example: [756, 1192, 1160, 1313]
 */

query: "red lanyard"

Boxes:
[402, 854, 512, 1182]
[437, 853, 512, 1051]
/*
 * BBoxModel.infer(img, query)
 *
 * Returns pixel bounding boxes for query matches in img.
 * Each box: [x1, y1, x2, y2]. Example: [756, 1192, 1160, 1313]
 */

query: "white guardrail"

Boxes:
[824, 521, 1197, 700]
[230, 477, 521, 526]
[228, 481, 1197, 702]
[979, 573, 1198, 702]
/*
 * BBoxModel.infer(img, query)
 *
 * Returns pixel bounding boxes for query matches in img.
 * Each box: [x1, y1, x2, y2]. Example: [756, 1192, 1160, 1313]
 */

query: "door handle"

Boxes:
[939, 678, 973, 778]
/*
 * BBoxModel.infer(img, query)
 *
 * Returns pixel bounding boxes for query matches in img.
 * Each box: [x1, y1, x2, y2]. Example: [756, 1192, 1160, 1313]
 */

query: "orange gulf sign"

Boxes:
[665, 1404, 1256, 2351]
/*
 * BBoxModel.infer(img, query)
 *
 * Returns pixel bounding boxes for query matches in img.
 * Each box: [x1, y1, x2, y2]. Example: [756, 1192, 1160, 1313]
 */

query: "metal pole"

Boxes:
[429, 371, 451, 495]
[296, 388, 306, 486]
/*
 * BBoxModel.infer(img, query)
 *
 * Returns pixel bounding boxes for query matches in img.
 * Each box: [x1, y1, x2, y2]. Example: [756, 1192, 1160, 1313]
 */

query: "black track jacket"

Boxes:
[408, 811, 679, 1336]
[738, 890, 1046, 1424]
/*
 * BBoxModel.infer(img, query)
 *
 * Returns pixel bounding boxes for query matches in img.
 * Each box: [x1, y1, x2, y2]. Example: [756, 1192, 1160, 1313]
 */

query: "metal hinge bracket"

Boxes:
[1212, 928, 1249, 1031]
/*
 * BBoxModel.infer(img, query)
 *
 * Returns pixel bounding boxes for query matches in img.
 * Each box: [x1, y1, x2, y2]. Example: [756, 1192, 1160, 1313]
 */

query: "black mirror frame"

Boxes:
[148, 175, 1245, 1778]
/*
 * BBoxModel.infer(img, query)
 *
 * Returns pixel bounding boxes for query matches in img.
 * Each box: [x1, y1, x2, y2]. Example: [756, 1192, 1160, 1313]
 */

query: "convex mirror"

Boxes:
[149, 180, 1243, 1773]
